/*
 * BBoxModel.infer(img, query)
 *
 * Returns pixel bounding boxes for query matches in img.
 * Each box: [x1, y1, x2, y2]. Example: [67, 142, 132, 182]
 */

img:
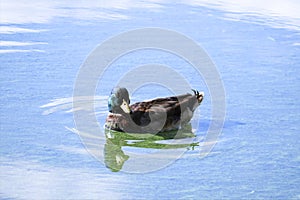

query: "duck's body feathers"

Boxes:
[106, 88, 204, 133]
[130, 94, 197, 129]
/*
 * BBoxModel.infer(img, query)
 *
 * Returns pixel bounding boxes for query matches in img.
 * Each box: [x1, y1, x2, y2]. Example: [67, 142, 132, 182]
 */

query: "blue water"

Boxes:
[1, 1, 300, 199]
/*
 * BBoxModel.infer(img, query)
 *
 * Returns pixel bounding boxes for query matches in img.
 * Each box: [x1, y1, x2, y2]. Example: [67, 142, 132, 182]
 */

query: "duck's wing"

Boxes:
[129, 93, 201, 129]
[130, 93, 196, 110]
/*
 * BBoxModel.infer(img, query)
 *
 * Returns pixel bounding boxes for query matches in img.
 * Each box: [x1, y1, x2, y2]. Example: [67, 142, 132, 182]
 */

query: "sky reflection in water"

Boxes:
[1, 0, 300, 199]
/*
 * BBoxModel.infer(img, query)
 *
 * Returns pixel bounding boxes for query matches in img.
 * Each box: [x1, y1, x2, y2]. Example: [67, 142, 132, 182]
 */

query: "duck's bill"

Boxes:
[120, 99, 131, 113]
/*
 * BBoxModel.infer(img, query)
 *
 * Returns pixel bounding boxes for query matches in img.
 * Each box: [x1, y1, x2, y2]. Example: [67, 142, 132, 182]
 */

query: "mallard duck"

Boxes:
[105, 87, 204, 133]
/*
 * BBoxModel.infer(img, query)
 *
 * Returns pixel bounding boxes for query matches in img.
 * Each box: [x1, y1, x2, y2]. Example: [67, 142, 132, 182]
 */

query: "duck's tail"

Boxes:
[192, 89, 204, 104]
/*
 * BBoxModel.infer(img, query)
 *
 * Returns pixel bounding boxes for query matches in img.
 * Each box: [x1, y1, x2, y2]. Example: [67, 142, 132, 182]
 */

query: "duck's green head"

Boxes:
[108, 87, 131, 114]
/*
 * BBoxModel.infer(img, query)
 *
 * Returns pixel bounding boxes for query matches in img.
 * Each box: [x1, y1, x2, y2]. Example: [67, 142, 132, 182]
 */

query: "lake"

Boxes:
[1, 1, 299, 199]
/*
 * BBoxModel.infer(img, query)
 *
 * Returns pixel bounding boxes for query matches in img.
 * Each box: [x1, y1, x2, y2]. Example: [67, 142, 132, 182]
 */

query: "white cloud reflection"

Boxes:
[0, 41, 47, 46]
[0, 156, 127, 199]
[0, 0, 163, 24]
[1, 0, 299, 31]
[0, 26, 47, 34]
[0, 49, 45, 53]
[182, 0, 300, 30]
[0, 40, 47, 54]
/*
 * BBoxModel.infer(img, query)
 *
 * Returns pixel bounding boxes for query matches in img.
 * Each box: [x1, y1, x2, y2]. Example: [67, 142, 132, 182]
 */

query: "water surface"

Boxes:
[1, 1, 300, 199]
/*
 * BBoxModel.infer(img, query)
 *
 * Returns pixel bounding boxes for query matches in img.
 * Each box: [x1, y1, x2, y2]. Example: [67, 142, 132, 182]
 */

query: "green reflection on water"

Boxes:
[104, 124, 199, 172]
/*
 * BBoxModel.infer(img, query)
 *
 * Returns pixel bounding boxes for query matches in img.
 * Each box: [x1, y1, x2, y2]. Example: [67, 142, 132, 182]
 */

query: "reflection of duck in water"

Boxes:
[104, 125, 199, 172]
[104, 135, 129, 172]
[105, 87, 204, 133]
